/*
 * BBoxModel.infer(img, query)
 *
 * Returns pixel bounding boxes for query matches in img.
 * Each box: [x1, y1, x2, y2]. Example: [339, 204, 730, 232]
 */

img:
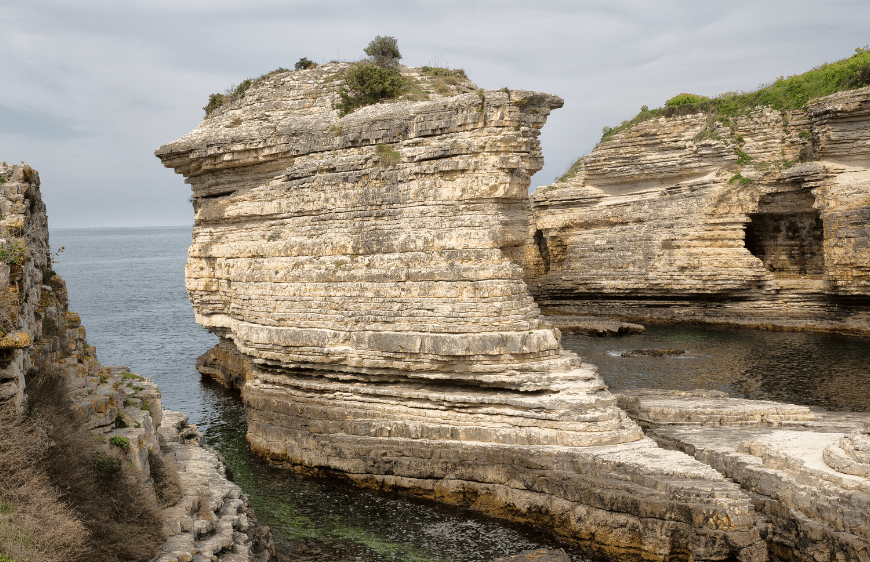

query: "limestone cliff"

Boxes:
[158, 64, 768, 561]
[0, 162, 272, 562]
[616, 390, 870, 562]
[527, 87, 870, 334]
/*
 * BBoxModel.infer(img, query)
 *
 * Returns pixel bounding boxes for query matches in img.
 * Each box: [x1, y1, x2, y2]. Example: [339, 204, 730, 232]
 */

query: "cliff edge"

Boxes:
[0, 162, 272, 562]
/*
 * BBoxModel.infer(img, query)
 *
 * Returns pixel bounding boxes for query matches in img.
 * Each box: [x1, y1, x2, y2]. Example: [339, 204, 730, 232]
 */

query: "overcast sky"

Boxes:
[1, 1, 867, 229]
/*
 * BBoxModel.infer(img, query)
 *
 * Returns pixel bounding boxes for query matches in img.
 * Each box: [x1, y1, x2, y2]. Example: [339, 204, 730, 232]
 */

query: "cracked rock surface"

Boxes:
[152, 410, 274, 562]
[620, 389, 870, 562]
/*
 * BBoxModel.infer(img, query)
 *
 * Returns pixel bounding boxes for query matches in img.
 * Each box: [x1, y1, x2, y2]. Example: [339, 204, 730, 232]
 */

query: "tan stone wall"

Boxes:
[527, 87, 870, 334]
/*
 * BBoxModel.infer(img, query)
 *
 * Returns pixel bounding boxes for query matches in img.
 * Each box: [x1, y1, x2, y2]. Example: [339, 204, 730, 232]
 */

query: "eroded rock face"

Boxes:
[158, 65, 768, 561]
[0, 163, 271, 562]
[527, 87, 870, 335]
[618, 390, 870, 562]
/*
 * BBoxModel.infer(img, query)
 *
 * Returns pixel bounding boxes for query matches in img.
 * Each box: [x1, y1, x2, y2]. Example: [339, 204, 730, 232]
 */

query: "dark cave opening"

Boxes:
[743, 190, 825, 277]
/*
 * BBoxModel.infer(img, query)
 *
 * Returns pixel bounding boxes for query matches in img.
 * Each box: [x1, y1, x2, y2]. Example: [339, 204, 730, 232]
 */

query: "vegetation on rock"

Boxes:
[665, 93, 710, 107]
[294, 57, 317, 70]
[605, 47, 870, 141]
[375, 143, 401, 167]
[0, 363, 164, 562]
[364, 35, 402, 68]
[334, 62, 407, 116]
[557, 47, 870, 182]
[203, 66, 289, 117]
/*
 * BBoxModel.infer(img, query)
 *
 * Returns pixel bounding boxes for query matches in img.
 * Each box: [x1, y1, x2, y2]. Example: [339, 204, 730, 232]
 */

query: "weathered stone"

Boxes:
[616, 389, 816, 428]
[622, 390, 870, 562]
[157, 65, 767, 561]
[526, 87, 870, 335]
[154, 411, 274, 562]
[490, 548, 570, 562]
[541, 314, 645, 336]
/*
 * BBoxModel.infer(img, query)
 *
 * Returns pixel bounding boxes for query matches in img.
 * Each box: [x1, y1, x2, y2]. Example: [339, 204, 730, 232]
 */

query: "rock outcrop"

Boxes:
[155, 411, 274, 562]
[0, 162, 271, 562]
[616, 390, 870, 562]
[157, 65, 770, 561]
[527, 87, 870, 335]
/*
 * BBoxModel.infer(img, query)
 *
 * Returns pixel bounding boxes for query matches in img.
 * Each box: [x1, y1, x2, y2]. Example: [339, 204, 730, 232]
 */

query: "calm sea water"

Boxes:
[51, 227, 870, 561]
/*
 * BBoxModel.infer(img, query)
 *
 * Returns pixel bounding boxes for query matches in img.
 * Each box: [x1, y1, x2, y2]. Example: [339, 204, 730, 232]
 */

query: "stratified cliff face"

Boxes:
[158, 65, 768, 561]
[0, 163, 272, 562]
[527, 87, 870, 334]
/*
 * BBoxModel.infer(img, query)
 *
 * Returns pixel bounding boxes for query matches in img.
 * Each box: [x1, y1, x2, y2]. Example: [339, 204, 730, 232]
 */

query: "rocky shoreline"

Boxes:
[155, 64, 775, 561]
[0, 162, 273, 562]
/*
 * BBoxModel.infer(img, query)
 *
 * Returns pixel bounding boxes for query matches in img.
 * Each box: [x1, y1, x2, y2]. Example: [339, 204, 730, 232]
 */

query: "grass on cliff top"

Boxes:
[557, 46, 870, 182]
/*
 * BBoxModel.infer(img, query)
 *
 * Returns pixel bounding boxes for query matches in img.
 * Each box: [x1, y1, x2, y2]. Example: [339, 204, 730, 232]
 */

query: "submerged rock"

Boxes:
[619, 348, 685, 357]
[541, 314, 645, 336]
[490, 549, 570, 561]
[157, 65, 767, 561]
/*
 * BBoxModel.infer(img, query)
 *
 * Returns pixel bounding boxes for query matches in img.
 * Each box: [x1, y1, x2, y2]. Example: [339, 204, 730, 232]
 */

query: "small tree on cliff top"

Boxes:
[364, 35, 402, 68]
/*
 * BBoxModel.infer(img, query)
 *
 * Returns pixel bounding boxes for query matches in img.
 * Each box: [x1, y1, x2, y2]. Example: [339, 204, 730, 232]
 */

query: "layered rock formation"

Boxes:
[527, 87, 870, 335]
[157, 65, 770, 561]
[0, 162, 271, 562]
[616, 390, 870, 562]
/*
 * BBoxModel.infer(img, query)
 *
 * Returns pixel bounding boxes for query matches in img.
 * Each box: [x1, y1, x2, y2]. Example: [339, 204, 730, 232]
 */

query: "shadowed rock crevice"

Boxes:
[743, 187, 825, 278]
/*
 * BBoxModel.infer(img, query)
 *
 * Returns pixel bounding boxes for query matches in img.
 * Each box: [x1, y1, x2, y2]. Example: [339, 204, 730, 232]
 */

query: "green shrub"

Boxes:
[334, 63, 406, 116]
[375, 144, 401, 167]
[294, 57, 317, 70]
[203, 93, 226, 116]
[92, 451, 123, 478]
[114, 413, 129, 429]
[42, 269, 56, 283]
[798, 130, 812, 139]
[364, 35, 401, 68]
[735, 148, 752, 164]
[665, 93, 710, 107]
[108, 436, 129, 450]
[0, 240, 26, 266]
[728, 173, 754, 185]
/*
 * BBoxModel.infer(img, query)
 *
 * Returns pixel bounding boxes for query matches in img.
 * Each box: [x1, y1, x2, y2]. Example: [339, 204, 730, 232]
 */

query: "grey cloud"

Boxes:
[1, 0, 869, 227]
[0, 106, 87, 140]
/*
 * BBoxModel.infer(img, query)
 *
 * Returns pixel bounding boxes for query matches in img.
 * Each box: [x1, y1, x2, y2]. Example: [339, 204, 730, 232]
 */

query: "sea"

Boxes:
[51, 226, 870, 562]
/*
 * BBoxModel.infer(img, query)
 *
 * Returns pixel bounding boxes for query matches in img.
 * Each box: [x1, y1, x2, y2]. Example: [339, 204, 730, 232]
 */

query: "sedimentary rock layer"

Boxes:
[617, 390, 870, 562]
[0, 162, 271, 562]
[158, 65, 767, 560]
[527, 87, 870, 335]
